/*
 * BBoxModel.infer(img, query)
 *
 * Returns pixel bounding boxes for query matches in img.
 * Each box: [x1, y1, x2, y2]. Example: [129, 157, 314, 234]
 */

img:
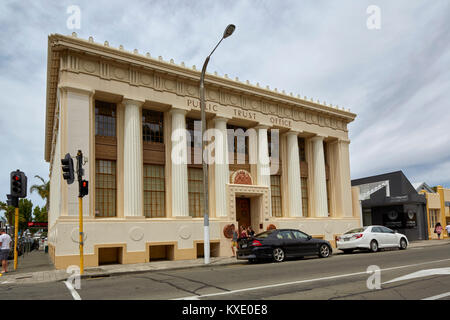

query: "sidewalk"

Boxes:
[1, 239, 449, 285]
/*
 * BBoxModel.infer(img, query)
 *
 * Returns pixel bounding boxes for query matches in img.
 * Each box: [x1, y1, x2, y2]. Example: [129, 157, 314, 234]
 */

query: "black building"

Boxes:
[351, 171, 428, 241]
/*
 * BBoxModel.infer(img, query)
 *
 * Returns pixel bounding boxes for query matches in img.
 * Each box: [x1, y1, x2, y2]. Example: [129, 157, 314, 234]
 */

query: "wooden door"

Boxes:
[236, 198, 251, 230]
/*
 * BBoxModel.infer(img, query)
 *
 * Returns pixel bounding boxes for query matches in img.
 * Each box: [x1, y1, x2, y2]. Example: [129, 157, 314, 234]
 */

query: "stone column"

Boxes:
[170, 108, 189, 217]
[257, 126, 272, 217]
[123, 99, 144, 217]
[214, 117, 229, 218]
[330, 139, 353, 217]
[257, 126, 271, 188]
[286, 132, 303, 217]
[311, 136, 328, 217]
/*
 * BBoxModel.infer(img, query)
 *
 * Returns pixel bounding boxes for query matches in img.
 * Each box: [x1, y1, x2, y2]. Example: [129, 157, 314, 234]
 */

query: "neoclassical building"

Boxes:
[45, 33, 361, 269]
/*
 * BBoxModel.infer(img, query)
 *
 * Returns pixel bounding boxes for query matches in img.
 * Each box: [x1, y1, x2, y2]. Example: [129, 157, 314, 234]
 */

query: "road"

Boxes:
[1, 245, 450, 300]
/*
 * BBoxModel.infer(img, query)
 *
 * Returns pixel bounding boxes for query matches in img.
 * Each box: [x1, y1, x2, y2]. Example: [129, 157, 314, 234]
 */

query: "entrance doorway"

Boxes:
[236, 197, 251, 231]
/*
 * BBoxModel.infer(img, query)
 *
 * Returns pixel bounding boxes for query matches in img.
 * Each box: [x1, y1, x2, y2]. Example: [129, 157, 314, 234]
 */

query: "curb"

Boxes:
[78, 259, 246, 281]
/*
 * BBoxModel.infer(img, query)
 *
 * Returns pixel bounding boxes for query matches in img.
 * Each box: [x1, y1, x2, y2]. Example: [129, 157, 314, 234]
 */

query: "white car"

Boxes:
[336, 226, 409, 253]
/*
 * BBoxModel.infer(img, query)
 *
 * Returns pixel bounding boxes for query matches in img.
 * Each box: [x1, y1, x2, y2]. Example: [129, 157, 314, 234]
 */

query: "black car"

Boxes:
[237, 229, 332, 263]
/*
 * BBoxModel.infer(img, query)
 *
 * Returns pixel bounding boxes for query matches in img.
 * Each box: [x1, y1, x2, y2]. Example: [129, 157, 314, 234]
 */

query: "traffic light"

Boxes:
[10, 170, 27, 198]
[61, 153, 74, 184]
[79, 180, 88, 198]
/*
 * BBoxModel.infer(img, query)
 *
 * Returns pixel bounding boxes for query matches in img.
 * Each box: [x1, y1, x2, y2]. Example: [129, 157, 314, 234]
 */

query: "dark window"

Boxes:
[143, 164, 165, 218]
[95, 101, 116, 137]
[186, 118, 201, 148]
[188, 168, 204, 217]
[277, 231, 294, 240]
[292, 230, 309, 240]
[298, 137, 306, 162]
[142, 109, 164, 143]
[95, 160, 116, 217]
[380, 226, 394, 233]
[270, 175, 282, 217]
[372, 227, 383, 233]
[227, 125, 249, 155]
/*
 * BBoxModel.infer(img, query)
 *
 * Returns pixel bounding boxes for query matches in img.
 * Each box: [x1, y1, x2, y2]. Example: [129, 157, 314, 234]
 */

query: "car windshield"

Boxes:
[254, 230, 275, 238]
[344, 227, 367, 234]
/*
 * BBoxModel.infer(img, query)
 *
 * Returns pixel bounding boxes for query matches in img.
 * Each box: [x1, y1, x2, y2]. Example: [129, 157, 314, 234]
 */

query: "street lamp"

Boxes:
[200, 24, 235, 264]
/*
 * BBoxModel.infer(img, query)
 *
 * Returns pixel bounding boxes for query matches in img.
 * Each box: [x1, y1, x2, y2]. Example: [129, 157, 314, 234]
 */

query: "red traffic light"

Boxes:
[13, 175, 19, 181]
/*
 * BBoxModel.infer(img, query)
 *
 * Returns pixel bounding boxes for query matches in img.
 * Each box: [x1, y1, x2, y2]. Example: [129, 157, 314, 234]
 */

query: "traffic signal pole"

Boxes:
[61, 151, 88, 275]
[13, 207, 19, 271]
[79, 196, 84, 275]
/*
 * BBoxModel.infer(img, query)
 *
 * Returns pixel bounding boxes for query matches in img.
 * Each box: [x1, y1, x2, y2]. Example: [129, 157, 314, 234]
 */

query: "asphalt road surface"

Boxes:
[1, 245, 450, 300]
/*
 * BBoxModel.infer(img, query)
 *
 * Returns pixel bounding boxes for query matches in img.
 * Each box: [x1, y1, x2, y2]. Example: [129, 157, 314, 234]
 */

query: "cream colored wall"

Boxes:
[427, 193, 441, 209]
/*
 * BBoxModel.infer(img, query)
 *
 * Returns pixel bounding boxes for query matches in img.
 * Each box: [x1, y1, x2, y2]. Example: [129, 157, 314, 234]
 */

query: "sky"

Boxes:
[0, 0, 449, 213]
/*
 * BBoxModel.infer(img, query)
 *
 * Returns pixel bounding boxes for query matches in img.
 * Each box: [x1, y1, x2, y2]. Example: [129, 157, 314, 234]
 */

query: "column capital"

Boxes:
[58, 85, 94, 97]
[213, 116, 231, 124]
[170, 107, 188, 116]
[254, 124, 270, 130]
[285, 130, 302, 137]
[310, 134, 327, 142]
[122, 98, 144, 108]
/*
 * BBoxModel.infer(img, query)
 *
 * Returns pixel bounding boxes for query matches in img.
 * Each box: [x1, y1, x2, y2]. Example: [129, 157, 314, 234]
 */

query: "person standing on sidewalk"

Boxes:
[435, 223, 443, 240]
[231, 225, 238, 257]
[0, 229, 12, 274]
[445, 223, 450, 238]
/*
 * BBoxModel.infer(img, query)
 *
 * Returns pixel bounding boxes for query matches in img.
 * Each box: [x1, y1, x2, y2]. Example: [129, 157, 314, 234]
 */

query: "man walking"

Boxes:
[0, 229, 12, 274]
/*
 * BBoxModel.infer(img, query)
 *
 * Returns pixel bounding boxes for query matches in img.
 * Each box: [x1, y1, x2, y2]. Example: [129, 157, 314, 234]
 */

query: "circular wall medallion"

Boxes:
[388, 211, 398, 220]
[207, 90, 219, 100]
[164, 79, 176, 91]
[71, 228, 87, 243]
[187, 85, 197, 96]
[179, 226, 192, 240]
[141, 74, 152, 85]
[267, 224, 277, 231]
[223, 224, 235, 239]
[83, 61, 96, 73]
[230, 95, 239, 105]
[114, 67, 126, 79]
[129, 227, 144, 241]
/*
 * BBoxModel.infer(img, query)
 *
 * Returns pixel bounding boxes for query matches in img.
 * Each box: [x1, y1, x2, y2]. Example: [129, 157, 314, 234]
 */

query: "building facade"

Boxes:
[45, 33, 360, 269]
[351, 171, 428, 241]
[415, 184, 450, 239]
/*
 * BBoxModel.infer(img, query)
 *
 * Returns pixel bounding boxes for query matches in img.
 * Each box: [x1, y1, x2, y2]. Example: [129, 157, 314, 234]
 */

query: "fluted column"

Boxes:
[123, 99, 144, 217]
[286, 132, 303, 217]
[311, 136, 328, 217]
[214, 117, 229, 218]
[170, 108, 189, 217]
[257, 126, 271, 188]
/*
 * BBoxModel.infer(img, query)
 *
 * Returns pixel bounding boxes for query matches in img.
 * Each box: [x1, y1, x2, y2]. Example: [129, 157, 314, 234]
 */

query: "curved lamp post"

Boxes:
[200, 24, 235, 264]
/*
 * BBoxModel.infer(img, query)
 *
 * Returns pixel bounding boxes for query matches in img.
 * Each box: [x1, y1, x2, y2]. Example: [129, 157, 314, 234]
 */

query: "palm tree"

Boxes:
[30, 175, 50, 212]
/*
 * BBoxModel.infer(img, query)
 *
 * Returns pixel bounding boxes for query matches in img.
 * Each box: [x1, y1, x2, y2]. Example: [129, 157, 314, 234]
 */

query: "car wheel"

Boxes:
[369, 240, 378, 253]
[399, 238, 407, 250]
[319, 244, 331, 258]
[342, 249, 354, 254]
[272, 248, 285, 262]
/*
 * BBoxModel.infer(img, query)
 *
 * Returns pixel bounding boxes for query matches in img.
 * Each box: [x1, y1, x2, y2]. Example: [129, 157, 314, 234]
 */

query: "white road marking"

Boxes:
[175, 258, 450, 300]
[382, 267, 450, 285]
[64, 280, 82, 300]
[422, 291, 450, 300]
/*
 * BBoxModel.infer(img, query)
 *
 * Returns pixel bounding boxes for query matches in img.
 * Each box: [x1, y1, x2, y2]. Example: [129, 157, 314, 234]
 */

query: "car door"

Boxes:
[291, 230, 315, 256]
[380, 226, 397, 247]
[276, 231, 297, 256]
[371, 227, 386, 248]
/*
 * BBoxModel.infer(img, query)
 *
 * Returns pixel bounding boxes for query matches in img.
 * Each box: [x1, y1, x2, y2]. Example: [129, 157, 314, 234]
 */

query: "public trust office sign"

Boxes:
[186, 98, 292, 129]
